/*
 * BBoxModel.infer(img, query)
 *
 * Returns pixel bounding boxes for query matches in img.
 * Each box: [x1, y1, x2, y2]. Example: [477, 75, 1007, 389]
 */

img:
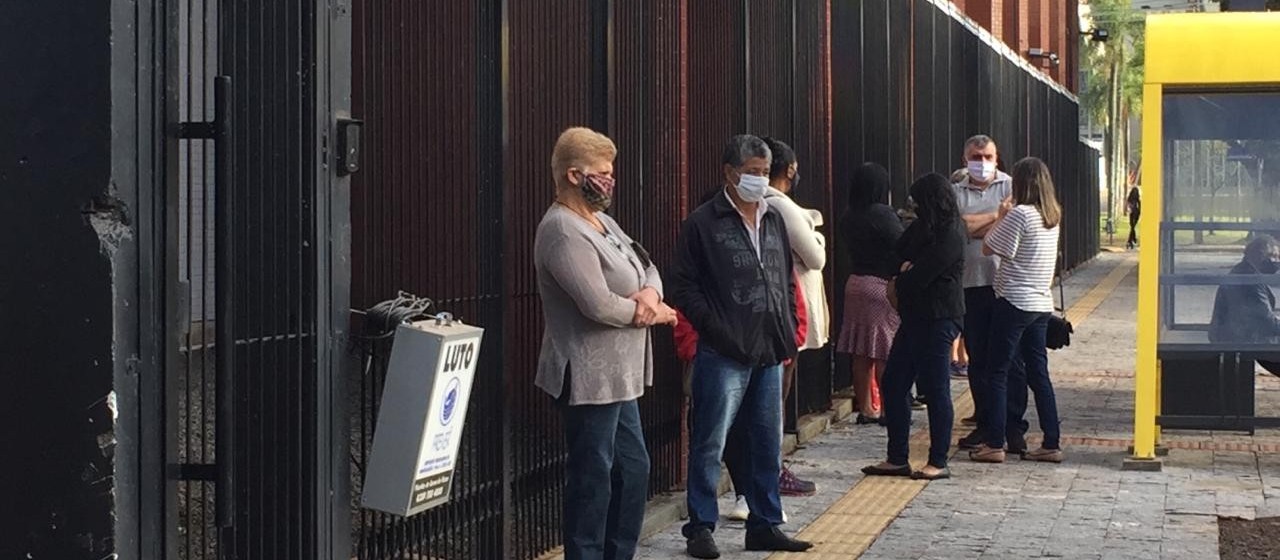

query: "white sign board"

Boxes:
[360, 319, 483, 517]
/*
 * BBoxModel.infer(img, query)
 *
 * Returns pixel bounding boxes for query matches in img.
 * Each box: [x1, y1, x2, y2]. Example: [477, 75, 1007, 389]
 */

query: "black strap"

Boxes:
[1055, 251, 1067, 318]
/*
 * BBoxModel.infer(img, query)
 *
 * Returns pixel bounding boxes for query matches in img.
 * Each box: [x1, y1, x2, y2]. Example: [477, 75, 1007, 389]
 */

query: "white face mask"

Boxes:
[967, 160, 997, 182]
[735, 174, 770, 203]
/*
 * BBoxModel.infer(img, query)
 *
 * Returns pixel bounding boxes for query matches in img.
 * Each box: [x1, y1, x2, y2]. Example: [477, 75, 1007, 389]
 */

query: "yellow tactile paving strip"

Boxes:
[771, 255, 1135, 560]
[1063, 256, 1137, 327]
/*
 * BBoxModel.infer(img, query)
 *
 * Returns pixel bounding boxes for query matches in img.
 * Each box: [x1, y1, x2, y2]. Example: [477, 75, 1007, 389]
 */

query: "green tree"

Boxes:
[1080, 0, 1146, 242]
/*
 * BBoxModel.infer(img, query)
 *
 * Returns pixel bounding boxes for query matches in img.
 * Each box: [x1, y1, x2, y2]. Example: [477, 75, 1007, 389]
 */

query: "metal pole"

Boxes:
[213, 74, 237, 556]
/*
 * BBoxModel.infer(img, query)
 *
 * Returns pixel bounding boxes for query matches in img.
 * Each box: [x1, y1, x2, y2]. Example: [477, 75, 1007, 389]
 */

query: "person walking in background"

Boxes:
[861, 173, 966, 481]
[969, 157, 1065, 464]
[761, 137, 825, 499]
[837, 163, 902, 424]
[670, 135, 812, 558]
[534, 127, 678, 560]
[1125, 184, 1141, 250]
[951, 135, 1029, 455]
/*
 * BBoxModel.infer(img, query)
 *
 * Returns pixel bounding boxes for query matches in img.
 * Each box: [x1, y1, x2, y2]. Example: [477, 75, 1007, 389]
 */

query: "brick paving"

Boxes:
[638, 251, 1280, 559]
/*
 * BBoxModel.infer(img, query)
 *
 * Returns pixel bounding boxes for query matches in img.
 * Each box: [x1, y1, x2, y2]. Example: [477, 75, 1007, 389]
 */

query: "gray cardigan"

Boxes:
[534, 204, 663, 405]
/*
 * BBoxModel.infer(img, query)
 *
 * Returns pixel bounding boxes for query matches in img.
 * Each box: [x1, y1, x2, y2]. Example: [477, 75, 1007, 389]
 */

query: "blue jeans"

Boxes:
[683, 347, 784, 535]
[723, 413, 752, 496]
[964, 287, 1028, 442]
[980, 298, 1061, 450]
[882, 315, 961, 467]
[560, 396, 651, 560]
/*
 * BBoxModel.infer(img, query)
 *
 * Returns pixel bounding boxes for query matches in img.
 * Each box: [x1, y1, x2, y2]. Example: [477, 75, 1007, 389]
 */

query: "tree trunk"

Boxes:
[1194, 141, 1205, 244]
[1106, 54, 1120, 242]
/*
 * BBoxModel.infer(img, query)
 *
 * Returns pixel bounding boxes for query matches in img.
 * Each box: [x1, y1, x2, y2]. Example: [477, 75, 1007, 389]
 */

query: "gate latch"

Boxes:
[337, 118, 363, 176]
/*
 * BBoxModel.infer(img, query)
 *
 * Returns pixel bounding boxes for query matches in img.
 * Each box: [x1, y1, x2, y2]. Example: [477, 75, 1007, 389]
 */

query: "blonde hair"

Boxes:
[551, 127, 617, 189]
[1011, 157, 1062, 229]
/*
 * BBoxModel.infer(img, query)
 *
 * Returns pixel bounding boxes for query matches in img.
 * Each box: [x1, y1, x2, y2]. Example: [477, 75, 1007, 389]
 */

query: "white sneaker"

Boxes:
[727, 495, 789, 523]
[727, 495, 749, 521]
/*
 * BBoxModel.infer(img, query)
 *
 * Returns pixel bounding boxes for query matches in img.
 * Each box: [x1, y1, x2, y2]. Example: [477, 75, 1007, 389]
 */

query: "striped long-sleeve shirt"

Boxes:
[986, 205, 1059, 313]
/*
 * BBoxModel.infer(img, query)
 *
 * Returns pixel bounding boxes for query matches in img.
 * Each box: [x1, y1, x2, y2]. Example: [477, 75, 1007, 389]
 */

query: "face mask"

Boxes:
[1258, 258, 1280, 275]
[790, 171, 801, 190]
[735, 173, 769, 203]
[579, 172, 615, 211]
[967, 160, 996, 182]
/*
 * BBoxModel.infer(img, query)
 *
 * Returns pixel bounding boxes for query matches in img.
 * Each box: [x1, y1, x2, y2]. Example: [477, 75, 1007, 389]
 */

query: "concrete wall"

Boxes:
[0, 2, 135, 558]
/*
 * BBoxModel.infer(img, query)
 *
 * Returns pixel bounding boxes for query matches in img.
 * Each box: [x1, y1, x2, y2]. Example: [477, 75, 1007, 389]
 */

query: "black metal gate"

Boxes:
[165, 0, 346, 557]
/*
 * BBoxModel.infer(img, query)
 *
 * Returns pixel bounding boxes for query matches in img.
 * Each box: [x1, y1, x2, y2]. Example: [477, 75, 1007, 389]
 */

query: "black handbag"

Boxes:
[1046, 253, 1073, 350]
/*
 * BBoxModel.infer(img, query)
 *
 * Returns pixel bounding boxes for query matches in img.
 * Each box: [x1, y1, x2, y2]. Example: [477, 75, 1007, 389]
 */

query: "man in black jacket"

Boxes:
[669, 135, 811, 558]
[1209, 234, 1280, 375]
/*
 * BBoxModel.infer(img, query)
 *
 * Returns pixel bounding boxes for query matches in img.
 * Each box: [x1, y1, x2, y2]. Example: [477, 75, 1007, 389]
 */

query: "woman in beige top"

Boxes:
[760, 137, 825, 498]
[533, 127, 676, 560]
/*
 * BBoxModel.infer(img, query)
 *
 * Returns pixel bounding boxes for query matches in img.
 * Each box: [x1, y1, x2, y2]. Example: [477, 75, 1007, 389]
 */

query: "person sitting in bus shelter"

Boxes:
[1209, 234, 1280, 376]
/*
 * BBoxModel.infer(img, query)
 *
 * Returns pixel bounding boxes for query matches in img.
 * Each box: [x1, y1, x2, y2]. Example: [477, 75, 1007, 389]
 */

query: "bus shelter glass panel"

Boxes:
[1159, 91, 1280, 352]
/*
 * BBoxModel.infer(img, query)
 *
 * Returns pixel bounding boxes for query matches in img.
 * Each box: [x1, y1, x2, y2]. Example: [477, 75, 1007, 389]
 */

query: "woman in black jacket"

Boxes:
[862, 173, 966, 481]
[836, 163, 903, 423]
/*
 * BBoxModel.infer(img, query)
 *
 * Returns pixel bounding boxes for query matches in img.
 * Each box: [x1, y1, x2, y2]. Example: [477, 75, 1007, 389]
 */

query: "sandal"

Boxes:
[861, 463, 912, 477]
[911, 467, 951, 481]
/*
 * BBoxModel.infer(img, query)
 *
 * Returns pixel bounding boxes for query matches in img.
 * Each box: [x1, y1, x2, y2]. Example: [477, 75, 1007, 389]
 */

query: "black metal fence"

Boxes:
[831, 0, 1099, 273]
[829, 1, 1101, 397]
[166, 0, 336, 558]
[342, 2, 1097, 559]
[119, 0, 1105, 559]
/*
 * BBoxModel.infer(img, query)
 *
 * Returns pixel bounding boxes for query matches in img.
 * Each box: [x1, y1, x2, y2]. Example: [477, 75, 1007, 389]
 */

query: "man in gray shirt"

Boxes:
[952, 135, 1030, 455]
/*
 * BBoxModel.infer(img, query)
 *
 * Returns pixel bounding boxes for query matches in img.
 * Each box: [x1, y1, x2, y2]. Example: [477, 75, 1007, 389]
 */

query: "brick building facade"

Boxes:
[960, 0, 1080, 91]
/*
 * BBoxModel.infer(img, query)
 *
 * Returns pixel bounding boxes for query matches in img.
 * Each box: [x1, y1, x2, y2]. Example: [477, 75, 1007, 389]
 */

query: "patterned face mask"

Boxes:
[579, 172, 615, 212]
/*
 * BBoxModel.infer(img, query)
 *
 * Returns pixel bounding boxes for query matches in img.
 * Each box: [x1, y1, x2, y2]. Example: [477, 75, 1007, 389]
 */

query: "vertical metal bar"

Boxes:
[741, 0, 750, 132]
[213, 74, 236, 558]
[323, 0, 354, 553]
[181, 0, 199, 555]
[497, 0, 513, 552]
[590, 0, 610, 132]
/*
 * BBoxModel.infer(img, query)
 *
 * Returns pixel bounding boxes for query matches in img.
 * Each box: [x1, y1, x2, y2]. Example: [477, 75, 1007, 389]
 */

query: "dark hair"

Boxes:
[908, 173, 960, 233]
[761, 137, 797, 181]
[962, 134, 996, 158]
[1246, 234, 1279, 261]
[722, 134, 772, 167]
[847, 162, 891, 210]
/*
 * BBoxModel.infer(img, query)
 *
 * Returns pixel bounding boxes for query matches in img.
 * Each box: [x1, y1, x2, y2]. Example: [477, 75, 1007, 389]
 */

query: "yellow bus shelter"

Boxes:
[1130, 13, 1280, 470]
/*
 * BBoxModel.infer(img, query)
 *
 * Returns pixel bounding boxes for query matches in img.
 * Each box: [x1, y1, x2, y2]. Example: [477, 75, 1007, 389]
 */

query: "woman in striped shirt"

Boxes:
[969, 157, 1065, 464]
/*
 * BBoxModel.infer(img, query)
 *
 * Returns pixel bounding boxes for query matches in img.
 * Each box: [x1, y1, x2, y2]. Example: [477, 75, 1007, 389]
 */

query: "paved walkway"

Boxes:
[639, 251, 1280, 559]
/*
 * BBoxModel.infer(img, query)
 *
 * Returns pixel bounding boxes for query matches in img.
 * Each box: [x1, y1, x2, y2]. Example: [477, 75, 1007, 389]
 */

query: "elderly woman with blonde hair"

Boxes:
[534, 127, 677, 559]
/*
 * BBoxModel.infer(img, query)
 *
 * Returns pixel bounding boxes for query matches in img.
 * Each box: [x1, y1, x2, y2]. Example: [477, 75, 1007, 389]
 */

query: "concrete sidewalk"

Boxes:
[638, 251, 1280, 559]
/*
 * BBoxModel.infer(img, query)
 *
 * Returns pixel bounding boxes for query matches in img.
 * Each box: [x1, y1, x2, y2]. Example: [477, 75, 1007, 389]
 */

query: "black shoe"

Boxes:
[1006, 432, 1028, 456]
[686, 528, 720, 559]
[911, 396, 928, 410]
[856, 413, 881, 425]
[861, 463, 912, 477]
[911, 467, 952, 481]
[745, 526, 814, 552]
[957, 431, 983, 451]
